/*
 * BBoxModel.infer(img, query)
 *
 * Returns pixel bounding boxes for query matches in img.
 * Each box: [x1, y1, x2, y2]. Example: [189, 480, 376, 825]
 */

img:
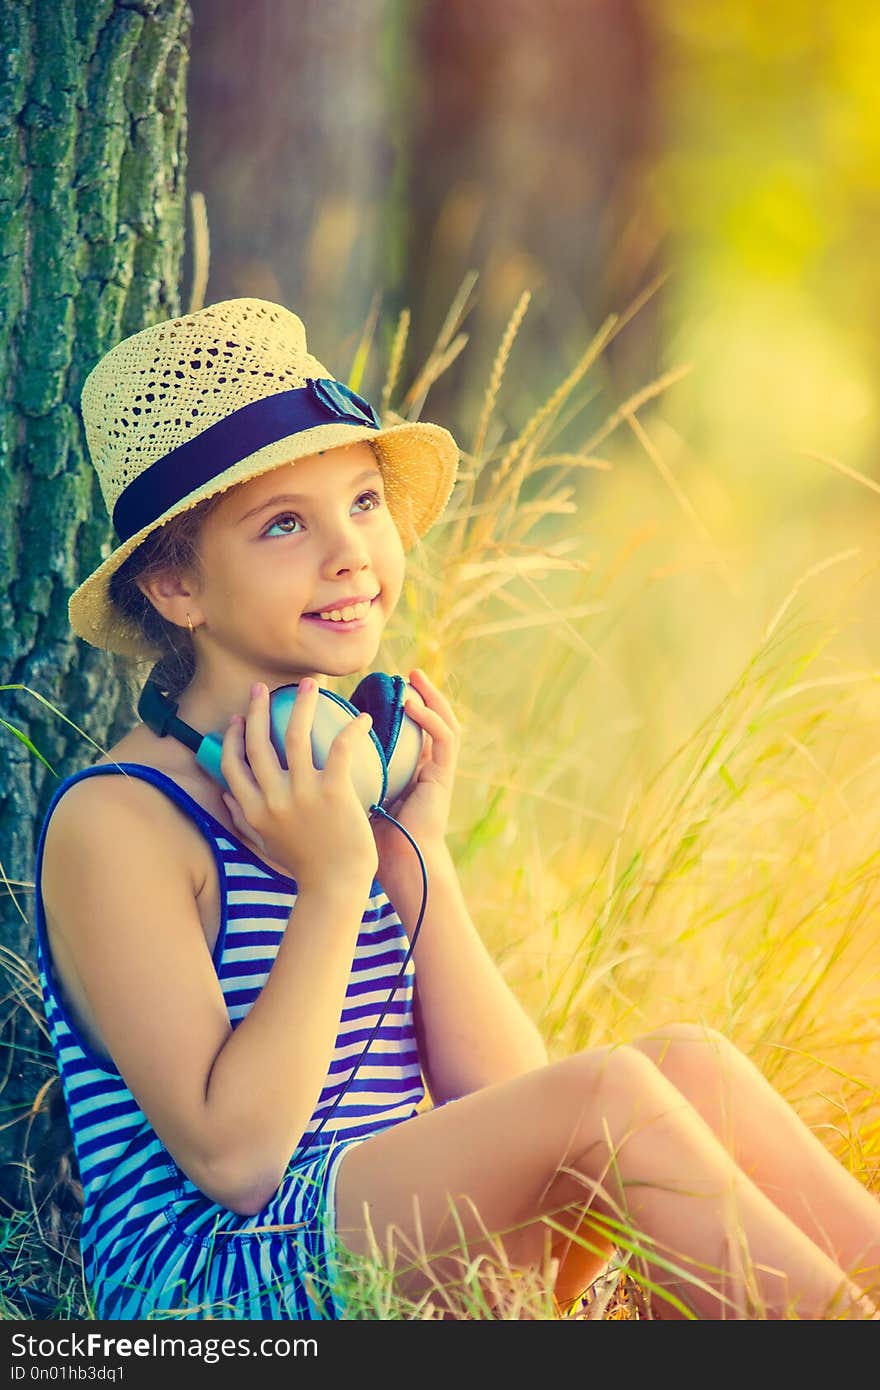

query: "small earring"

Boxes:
[186, 612, 194, 636]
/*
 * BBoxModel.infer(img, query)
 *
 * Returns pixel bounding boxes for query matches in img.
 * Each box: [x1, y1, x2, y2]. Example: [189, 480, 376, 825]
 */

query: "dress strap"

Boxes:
[39, 761, 223, 839]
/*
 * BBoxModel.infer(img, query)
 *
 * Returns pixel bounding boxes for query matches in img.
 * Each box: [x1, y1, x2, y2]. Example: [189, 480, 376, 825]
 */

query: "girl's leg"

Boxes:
[332, 1045, 874, 1318]
[630, 1023, 880, 1299]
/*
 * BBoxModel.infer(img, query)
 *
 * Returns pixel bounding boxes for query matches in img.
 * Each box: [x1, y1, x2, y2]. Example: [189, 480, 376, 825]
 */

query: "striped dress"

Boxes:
[34, 762, 426, 1320]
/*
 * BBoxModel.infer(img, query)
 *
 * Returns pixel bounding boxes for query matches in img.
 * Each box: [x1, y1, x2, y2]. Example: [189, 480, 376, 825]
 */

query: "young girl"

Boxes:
[34, 298, 880, 1321]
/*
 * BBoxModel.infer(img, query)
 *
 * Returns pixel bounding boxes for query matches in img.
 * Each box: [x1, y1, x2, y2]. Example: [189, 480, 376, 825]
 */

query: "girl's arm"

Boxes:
[379, 842, 548, 1104]
[372, 669, 548, 1102]
[42, 776, 372, 1216]
[202, 878, 372, 1210]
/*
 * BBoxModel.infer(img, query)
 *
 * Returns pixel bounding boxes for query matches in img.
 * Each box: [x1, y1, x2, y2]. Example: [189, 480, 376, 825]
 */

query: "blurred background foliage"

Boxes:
[185, 0, 880, 801]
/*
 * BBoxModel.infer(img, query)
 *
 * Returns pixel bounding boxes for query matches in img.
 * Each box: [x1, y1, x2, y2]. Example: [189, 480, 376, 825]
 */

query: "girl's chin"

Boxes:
[292, 646, 381, 684]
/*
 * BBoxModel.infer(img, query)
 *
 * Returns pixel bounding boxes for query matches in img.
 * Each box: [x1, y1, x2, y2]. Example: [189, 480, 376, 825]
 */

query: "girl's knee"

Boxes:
[553, 1043, 717, 1193]
[563, 1042, 680, 1132]
[630, 1022, 742, 1097]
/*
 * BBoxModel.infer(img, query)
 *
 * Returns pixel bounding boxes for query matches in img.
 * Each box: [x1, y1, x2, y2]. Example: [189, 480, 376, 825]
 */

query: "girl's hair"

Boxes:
[30, 491, 225, 1239]
[110, 489, 226, 702]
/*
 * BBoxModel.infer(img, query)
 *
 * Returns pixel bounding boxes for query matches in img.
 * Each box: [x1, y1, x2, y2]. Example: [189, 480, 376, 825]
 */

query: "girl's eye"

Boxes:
[263, 490, 383, 537]
[355, 488, 383, 512]
[264, 512, 302, 537]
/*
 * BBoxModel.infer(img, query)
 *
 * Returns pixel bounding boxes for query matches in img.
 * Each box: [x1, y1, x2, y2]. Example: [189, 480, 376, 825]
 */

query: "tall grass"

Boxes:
[2, 273, 879, 1319]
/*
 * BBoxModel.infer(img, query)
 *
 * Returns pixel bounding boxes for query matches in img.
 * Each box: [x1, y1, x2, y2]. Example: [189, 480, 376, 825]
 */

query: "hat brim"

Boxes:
[67, 418, 459, 660]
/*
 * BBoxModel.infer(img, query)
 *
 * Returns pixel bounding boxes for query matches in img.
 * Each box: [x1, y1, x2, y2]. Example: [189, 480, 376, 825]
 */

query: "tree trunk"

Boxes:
[0, 0, 191, 1214]
[404, 0, 662, 428]
[185, 0, 398, 380]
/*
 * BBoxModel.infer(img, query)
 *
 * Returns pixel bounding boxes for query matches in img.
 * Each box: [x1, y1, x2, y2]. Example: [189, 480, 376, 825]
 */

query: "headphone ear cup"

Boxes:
[266, 683, 388, 812]
[349, 672, 424, 805]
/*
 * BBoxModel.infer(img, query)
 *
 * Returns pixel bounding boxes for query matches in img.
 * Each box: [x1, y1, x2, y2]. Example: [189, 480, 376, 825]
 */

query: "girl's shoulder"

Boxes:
[42, 750, 210, 898]
[39, 739, 220, 1065]
[76, 723, 231, 833]
[42, 724, 226, 902]
[52, 723, 297, 888]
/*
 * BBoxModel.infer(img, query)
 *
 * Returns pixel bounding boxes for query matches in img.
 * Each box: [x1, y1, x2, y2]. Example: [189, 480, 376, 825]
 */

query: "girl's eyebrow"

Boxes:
[236, 467, 383, 524]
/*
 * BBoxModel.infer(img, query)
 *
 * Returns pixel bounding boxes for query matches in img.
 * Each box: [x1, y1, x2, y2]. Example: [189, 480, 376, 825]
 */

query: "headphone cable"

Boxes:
[296, 805, 427, 1157]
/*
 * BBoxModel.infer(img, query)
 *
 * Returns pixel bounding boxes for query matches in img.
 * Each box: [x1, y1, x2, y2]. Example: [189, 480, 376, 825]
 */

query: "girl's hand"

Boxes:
[371, 668, 462, 869]
[219, 680, 379, 895]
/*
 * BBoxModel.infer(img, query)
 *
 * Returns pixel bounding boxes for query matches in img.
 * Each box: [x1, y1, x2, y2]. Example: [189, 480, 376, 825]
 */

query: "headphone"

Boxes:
[138, 669, 425, 813]
[137, 668, 429, 1160]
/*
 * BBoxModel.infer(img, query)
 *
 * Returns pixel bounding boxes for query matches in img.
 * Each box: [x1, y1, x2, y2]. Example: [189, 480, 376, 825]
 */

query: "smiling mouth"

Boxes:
[302, 596, 378, 627]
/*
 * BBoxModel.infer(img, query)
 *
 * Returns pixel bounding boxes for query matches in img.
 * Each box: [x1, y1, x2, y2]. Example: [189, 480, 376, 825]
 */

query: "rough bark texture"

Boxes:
[0, 0, 191, 1215]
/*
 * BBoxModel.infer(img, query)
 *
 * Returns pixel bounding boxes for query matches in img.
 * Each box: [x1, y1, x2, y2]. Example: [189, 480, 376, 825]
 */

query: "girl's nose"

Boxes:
[321, 520, 372, 574]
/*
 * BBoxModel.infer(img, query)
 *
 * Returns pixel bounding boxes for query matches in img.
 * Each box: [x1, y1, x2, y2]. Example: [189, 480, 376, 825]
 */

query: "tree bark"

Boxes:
[0, 0, 191, 1214]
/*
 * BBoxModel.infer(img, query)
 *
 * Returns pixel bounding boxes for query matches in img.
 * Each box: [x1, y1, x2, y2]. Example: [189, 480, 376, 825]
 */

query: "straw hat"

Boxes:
[68, 297, 460, 659]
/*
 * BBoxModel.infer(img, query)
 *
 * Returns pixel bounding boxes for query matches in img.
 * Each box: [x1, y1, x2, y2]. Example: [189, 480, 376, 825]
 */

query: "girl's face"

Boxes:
[173, 440, 406, 693]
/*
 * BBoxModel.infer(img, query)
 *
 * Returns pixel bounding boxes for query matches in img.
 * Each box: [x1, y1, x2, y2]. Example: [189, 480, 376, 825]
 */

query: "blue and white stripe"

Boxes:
[34, 762, 425, 1319]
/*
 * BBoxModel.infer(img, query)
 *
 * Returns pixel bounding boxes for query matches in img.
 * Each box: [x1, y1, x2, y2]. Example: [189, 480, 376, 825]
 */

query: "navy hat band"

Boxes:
[111, 379, 381, 545]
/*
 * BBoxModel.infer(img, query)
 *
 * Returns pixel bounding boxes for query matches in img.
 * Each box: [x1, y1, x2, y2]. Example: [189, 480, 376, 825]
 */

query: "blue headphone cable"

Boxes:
[297, 803, 428, 1156]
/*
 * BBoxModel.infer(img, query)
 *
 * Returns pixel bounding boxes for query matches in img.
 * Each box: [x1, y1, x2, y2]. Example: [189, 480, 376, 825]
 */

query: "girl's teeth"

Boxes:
[317, 601, 371, 621]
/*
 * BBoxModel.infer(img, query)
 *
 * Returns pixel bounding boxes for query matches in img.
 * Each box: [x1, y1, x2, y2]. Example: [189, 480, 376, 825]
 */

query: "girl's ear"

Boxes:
[136, 569, 201, 627]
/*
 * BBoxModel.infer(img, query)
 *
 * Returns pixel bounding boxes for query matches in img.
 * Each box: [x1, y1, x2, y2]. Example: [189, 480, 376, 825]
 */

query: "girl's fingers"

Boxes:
[221, 789, 268, 855]
[220, 713, 260, 810]
[219, 785, 248, 833]
[244, 682, 281, 787]
[224, 681, 375, 802]
[325, 710, 373, 778]
[404, 697, 456, 768]
[408, 669, 462, 735]
[284, 678, 321, 779]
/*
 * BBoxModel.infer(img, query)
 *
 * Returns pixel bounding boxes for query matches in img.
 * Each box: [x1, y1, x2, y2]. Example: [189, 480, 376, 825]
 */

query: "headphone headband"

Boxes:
[137, 678, 202, 754]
